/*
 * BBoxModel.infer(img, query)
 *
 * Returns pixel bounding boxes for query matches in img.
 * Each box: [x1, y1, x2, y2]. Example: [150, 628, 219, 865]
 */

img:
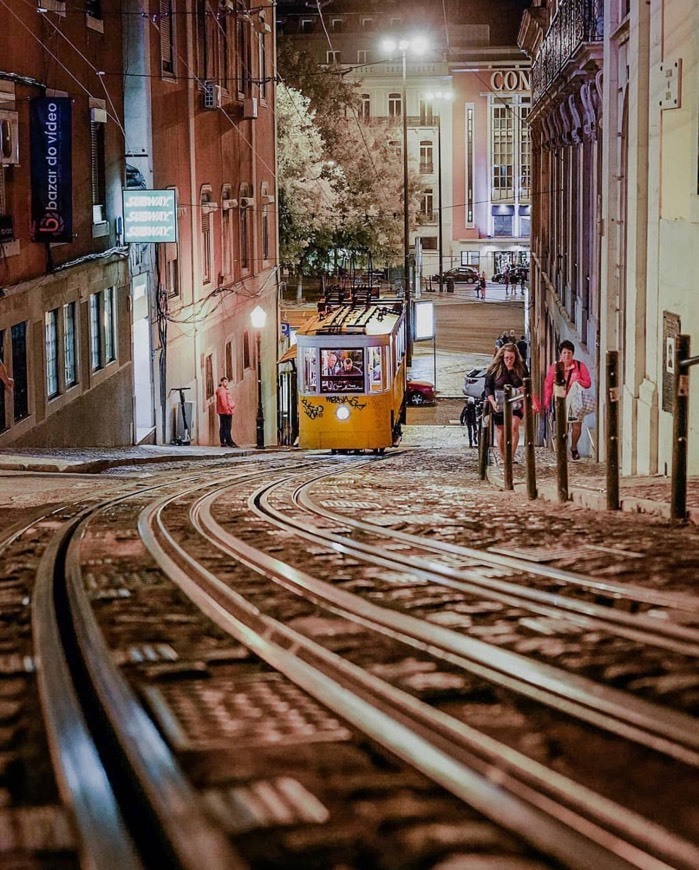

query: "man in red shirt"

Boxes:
[215, 377, 237, 447]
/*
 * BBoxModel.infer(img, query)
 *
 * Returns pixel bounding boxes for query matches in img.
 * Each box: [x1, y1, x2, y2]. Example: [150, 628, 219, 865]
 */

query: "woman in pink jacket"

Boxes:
[543, 340, 591, 460]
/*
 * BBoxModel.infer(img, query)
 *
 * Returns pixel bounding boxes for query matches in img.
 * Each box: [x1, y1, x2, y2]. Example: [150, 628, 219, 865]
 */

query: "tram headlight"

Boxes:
[336, 405, 350, 421]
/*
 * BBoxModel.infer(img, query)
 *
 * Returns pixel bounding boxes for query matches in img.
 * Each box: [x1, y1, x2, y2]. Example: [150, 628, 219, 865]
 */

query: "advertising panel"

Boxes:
[30, 97, 73, 243]
[123, 189, 177, 243]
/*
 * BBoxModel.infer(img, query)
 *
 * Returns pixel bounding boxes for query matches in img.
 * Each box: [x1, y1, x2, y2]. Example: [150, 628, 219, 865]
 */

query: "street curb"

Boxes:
[0, 448, 258, 475]
[486, 466, 699, 526]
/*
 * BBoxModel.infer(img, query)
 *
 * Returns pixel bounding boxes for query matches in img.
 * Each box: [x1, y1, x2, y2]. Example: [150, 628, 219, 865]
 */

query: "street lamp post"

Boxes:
[382, 36, 428, 368]
[250, 305, 267, 448]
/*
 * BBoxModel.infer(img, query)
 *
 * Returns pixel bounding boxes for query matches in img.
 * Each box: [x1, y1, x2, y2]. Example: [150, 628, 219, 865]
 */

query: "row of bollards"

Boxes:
[478, 342, 694, 521]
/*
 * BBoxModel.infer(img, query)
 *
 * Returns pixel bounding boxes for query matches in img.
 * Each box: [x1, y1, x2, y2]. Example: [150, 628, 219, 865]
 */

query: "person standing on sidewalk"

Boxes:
[215, 377, 238, 447]
[479, 271, 487, 299]
[542, 340, 591, 460]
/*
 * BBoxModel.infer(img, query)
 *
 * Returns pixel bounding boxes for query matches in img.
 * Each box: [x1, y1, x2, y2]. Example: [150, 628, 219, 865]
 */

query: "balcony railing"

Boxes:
[532, 0, 603, 102]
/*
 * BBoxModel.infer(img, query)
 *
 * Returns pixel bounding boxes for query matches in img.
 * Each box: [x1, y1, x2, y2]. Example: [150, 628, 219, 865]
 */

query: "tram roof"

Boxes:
[296, 299, 404, 338]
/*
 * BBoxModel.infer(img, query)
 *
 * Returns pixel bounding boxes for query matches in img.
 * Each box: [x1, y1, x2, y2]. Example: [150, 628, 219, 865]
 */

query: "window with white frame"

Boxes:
[89, 288, 117, 371]
[326, 51, 341, 64]
[465, 105, 474, 225]
[420, 188, 434, 218]
[300, 19, 313, 33]
[519, 104, 531, 199]
[239, 187, 251, 271]
[63, 301, 77, 387]
[222, 187, 234, 278]
[419, 140, 433, 174]
[491, 101, 514, 201]
[360, 94, 371, 120]
[388, 92, 402, 119]
[104, 286, 116, 363]
[419, 99, 434, 126]
[361, 17, 373, 30]
[357, 50, 370, 65]
[331, 18, 343, 32]
[90, 294, 101, 371]
[200, 188, 213, 284]
[45, 309, 59, 398]
[90, 113, 106, 224]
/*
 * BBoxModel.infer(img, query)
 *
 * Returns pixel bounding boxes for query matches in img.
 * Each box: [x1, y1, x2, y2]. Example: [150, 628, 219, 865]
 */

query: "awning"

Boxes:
[278, 345, 297, 365]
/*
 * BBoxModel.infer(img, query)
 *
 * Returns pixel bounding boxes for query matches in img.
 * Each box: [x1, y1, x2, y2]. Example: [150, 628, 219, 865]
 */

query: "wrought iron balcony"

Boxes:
[531, 0, 603, 103]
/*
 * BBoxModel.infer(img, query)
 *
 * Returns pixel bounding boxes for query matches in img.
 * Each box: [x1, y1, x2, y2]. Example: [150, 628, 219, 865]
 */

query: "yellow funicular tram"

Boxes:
[295, 292, 407, 452]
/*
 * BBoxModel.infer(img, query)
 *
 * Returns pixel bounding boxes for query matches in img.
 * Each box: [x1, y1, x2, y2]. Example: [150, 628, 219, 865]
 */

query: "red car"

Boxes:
[406, 377, 436, 406]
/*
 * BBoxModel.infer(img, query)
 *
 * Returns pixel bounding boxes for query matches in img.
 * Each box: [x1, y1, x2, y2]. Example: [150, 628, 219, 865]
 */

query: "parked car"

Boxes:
[462, 367, 487, 399]
[406, 377, 436, 406]
[492, 265, 529, 284]
[430, 266, 479, 284]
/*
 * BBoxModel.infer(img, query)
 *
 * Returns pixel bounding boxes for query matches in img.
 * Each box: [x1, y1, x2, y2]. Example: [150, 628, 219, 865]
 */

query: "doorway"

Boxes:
[131, 275, 155, 443]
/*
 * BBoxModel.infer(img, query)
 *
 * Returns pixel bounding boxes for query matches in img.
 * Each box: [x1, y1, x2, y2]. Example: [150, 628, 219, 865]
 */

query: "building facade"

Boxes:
[277, 0, 531, 287]
[0, 1, 131, 447]
[0, 0, 278, 450]
[124, 0, 278, 447]
[520, 0, 698, 473]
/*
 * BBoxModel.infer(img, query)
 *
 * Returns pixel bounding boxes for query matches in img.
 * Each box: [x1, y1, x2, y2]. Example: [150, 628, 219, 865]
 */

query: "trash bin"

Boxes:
[446, 277, 455, 293]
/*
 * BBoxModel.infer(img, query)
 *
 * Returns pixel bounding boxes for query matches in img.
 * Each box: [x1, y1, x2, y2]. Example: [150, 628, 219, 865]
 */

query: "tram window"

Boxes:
[369, 346, 385, 391]
[320, 348, 364, 393]
[302, 347, 318, 392]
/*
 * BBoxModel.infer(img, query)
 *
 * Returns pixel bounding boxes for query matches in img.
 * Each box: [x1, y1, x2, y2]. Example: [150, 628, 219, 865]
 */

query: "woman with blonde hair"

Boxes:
[484, 343, 528, 460]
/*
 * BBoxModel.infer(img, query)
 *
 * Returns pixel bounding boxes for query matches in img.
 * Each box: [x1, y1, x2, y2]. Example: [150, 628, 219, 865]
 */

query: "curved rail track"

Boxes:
[3, 453, 698, 868]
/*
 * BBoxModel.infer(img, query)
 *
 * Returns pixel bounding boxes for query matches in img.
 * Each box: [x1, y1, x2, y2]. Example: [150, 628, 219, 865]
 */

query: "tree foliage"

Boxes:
[277, 46, 424, 274]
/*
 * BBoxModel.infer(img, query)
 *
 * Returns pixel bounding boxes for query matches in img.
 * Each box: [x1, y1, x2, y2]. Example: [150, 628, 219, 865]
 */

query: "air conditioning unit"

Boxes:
[242, 97, 258, 119]
[239, 197, 255, 209]
[203, 81, 222, 110]
[0, 111, 19, 166]
[90, 107, 108, 124]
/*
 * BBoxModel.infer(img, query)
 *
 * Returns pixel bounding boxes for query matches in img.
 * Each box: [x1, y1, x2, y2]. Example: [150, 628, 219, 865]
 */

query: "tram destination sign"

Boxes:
[122, 189, 177, 243]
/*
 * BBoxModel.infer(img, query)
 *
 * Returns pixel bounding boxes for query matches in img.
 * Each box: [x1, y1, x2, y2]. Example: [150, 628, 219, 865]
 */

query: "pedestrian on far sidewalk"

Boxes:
[215, 376, 238, 447]
[517, 335, 528, 364]
[479, 271, 487, 299]
[503, 268, 510, 295]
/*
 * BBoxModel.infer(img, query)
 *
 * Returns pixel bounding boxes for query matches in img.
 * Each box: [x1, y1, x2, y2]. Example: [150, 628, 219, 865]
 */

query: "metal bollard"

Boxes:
[479, 411, 490, 480]
[554, 361, 569, 502]
[523, 377, 538, 499]
[606, 351, 620, 510]
[671, 335, 693, 520]
[503, 384, 514, 490]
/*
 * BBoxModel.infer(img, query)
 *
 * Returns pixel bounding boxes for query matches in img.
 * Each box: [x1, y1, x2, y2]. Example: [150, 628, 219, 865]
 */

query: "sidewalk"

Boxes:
[485, 445, 699, 526]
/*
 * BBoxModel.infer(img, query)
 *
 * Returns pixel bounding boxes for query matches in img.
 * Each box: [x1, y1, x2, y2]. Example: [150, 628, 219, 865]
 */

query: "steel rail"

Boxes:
[215, 481, 699, 763]
[135, 483, 699, 870]
[265, 481, 699, 653]
[30, 470, 265, 870]
[296, 466, 699, 616]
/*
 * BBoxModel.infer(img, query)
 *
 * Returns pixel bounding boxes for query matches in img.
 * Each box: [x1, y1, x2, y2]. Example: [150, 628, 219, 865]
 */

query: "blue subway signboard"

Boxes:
[30, 97, 73, 243]
[123, 189, 177, 243]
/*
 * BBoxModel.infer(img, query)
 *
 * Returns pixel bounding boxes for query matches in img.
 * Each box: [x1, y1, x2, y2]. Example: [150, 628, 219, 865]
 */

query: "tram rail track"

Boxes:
[134, 468, 699, 869]
[6, 452, 699, 868]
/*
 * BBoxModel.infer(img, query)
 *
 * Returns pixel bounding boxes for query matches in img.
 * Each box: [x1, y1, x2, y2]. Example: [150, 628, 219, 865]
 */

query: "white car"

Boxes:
[462, 367, 487, 399]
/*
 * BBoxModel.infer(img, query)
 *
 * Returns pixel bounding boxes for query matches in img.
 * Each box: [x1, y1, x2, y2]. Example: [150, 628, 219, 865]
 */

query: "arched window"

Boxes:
[221, 185, 235, 279]
[239, 183, 252, 271]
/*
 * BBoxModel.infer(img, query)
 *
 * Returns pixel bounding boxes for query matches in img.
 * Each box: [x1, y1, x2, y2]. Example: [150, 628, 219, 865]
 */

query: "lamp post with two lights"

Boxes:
[381, 35, 429, 367]
[250, 305, 267, 448]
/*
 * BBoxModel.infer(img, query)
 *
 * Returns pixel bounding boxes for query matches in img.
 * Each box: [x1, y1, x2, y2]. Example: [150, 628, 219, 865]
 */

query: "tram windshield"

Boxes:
[320, 348, 364, 393]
